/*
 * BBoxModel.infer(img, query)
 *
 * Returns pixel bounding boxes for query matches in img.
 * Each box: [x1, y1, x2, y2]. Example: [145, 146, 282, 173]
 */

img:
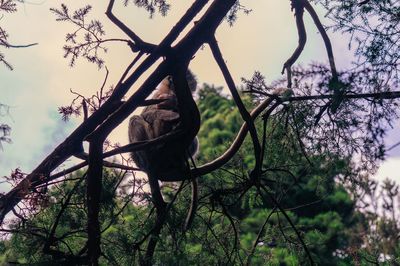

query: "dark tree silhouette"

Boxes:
[0, 0, 399, 265]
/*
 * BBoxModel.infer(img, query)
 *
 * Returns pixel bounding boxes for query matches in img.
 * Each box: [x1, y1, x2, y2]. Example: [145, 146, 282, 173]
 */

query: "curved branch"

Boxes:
[193, 97, 278, 177]
[282, 0, 307, 88]
[208, 36, 262, 180]
[106, 0, 155, 53]
[37, 90, 400, 192]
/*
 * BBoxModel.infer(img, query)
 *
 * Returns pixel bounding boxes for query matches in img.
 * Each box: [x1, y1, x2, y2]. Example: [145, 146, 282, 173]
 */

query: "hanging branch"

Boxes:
[141, 177, 189, 264]
[246, 206, 278, 266]
[282, 0, 307, 88]
[282, 0, 338, 88]
[208, 36, 263, 181]
[302, 0, 337, 80]
[86, 138, 104, 265]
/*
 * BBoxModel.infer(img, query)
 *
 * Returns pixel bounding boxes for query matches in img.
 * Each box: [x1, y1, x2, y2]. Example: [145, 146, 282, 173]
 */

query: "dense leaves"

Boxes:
[2, 86, 398, 265]
[316, 0, 400, 86]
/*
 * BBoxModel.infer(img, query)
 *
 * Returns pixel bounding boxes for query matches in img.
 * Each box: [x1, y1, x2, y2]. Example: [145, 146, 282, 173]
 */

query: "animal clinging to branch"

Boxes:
[128, 69, 199, 181]
[128, 67, 200, 228]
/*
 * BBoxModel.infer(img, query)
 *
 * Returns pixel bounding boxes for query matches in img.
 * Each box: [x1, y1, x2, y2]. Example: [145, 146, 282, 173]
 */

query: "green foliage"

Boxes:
[316, 0, 400, 86]
[1, 85, 399, 265]
[0, 170, 148, 265]
[197, 84, 243, 162]
[164, 85, 361, 264]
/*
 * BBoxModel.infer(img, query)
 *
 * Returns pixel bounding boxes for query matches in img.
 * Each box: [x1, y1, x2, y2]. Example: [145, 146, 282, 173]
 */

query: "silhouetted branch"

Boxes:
[282, 0, 307, 88]
[261, 185, 315, 265]
[86, 138, 103, 264]
[106, 0, 156, 53]
[208, 36, 262, 181]
[302, 0, 337, 79]
[246, 206, 278, 266]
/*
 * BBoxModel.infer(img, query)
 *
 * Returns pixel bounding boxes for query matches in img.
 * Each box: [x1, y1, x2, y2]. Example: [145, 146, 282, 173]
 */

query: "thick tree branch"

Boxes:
[86, 139, 104, 265]
[87, 0, 237, 141]
[0, 0, 222, 224]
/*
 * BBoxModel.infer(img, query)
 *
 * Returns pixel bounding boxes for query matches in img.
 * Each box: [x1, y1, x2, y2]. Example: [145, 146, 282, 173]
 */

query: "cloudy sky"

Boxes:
[0, 0, 399, 187]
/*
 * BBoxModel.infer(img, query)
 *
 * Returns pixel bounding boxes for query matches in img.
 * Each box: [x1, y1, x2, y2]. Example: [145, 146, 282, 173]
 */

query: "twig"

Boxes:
[261, 185, 315, 265]
[194, 97, 278, 177]
[2, 42, 38, 48]
[246, 206, 277, 266]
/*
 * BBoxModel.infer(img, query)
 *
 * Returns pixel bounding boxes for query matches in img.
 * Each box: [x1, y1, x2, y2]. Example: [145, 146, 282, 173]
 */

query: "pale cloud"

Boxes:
[373, 157, 400, 183]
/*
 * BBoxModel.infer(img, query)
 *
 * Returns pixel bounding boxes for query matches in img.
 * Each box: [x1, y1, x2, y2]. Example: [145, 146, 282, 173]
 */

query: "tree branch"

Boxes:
[302, 0, 338, 80]
[208, 36, 263, 181]
[282, 0, 307, 88]
[0, 0, 225, 224]
[86, 138, 104, 265]
[106, 0, 156, 53]
[193, 97, 277, 177]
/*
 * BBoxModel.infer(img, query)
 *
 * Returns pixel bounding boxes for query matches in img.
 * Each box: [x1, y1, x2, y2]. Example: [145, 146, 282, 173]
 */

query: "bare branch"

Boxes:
[193, 97, 277, 177]
[106, 0, 156, 53]
[302, 0, 338, 80]
[86, 138, 103, 264]
[208, 36, 262, 180]
[282, 0, 307, 88]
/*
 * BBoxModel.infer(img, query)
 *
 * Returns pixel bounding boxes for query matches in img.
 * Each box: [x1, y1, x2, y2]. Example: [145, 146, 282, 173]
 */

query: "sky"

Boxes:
[0, 0, 399, 187]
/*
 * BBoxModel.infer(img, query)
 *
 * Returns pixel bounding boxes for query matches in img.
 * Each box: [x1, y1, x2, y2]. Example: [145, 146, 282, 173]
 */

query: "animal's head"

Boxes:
[157, 70, 197, 94]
